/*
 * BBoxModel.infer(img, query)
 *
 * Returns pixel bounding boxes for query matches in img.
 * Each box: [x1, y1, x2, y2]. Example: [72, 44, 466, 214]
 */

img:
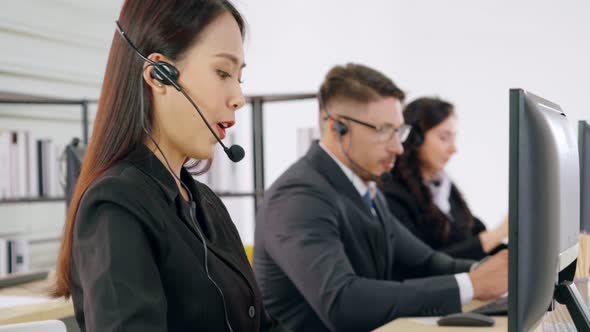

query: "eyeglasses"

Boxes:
[338, 114, 412, 143]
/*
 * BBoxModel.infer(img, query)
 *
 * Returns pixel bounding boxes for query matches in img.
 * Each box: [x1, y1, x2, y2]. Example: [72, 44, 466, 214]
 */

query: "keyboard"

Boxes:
[0, 270, 50, 289]
[470, 296, 508, 316]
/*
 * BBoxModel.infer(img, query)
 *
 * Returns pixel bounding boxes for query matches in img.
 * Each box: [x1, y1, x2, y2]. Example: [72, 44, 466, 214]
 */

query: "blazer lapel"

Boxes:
[130, 144, 258, 292]
[183, 174, 258, 293]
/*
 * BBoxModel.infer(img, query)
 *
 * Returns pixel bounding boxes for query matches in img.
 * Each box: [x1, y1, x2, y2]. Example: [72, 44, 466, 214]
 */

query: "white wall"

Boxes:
[235, 0, 590, 229]
[1, 0, 589, 247]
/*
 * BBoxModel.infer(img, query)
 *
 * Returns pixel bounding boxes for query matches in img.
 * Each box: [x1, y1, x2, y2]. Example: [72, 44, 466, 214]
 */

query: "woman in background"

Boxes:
[53, 0, 286, 331]
[381, 97, 507, 260]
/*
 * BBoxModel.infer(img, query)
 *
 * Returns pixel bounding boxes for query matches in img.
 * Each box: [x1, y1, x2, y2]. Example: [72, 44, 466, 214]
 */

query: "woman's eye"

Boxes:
[217, 70, 231, 79]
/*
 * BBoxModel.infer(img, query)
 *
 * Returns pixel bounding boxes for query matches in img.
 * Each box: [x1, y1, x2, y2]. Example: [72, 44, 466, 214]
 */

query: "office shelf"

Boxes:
[0, 197, 66, 205]
[0, 92, 318, 211]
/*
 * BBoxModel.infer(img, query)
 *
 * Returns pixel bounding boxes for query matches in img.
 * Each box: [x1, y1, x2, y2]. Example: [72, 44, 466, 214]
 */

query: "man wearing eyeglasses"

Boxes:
[253, 63, 508, 332]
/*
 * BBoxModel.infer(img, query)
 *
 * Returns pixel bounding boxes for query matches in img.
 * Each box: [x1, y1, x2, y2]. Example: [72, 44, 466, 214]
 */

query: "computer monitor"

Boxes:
[508, 89, 589, 331]
[580, 121, 590, 233]
[64, 137, 86, 207]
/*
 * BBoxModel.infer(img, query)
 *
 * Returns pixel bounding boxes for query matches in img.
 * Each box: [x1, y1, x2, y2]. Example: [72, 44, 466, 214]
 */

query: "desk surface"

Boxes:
[0, 274, 74, 325]
[374, 300, 578, 332]
[0, 275, 581, 331]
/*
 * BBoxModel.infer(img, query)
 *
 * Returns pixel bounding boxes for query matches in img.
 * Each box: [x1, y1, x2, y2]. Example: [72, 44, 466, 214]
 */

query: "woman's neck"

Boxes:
[421, 166, 438, 184]
[144, 139, 185, 185]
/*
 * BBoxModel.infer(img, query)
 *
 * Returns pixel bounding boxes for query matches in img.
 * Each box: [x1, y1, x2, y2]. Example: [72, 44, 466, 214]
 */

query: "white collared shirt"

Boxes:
[319, 142, 376, 200]
[318, 142, 474, 305]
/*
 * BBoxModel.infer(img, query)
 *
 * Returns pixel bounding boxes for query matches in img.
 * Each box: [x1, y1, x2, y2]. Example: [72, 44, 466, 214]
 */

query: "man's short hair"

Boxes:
[319, 63, 405, 110]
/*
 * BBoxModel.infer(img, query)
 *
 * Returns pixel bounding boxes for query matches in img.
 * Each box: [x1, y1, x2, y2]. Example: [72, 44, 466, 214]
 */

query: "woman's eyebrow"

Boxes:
[214, 53, 246, 68]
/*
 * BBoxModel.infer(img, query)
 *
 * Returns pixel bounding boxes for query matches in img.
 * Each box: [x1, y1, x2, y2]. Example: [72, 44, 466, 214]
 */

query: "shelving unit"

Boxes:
[0, 98, 95, 144]
[246, 93, 317, 209]
[0, 197, 67, 205]
[0, 93, 318, 210]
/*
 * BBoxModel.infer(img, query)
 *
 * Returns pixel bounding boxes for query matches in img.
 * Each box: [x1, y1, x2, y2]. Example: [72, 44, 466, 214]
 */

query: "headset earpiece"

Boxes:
[333, 120, 349, 138]
[407, 125, 424, 146]
[151, 61, 179, 86]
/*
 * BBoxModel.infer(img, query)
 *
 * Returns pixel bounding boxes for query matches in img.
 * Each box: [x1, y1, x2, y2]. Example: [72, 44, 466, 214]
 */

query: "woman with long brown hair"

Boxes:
[381, 97, 508, 260]
[53, 1, 286, 331]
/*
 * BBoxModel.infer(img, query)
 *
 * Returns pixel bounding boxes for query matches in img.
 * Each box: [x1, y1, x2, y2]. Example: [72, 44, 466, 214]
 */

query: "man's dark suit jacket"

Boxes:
[70, 144, 285, 332]
[254, 142, 474, 332]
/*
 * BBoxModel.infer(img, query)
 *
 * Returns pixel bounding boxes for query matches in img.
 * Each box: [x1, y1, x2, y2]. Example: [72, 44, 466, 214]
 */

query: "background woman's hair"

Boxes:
[391, 97, 474, 245]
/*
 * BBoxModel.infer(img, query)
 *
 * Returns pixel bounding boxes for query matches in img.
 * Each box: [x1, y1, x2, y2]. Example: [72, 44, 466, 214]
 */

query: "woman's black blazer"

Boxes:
[69, 144, 286, 332]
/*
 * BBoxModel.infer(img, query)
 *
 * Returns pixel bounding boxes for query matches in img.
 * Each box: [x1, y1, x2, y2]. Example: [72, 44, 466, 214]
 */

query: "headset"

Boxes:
[116, 21, 236, 332]
[333, 119, 349, 137]
[406, 125, 424, 146]
[401, 106, 424, 147]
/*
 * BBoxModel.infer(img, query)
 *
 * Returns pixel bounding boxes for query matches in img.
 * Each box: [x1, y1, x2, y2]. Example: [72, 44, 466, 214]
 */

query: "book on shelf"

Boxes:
[26, 132, 39, 198]
[0, 237, 30, 277]
[0, 129, 64, 200]
[0, 233, 60, 278]
[0, 130, 9, 199]
[0, 238, 7, 277]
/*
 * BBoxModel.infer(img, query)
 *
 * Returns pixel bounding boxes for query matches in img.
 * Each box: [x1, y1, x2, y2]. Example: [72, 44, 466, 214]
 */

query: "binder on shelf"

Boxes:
[0, 130, 10, 199]
[8, 132, 18, 197]
[16, 132, 28, 198]
[41, 140, 51, 197]
[26, 132, 39, 197]
[37, 139, 45, 197]
[0, 238, 8, 277]
[7, 238, 30, 274]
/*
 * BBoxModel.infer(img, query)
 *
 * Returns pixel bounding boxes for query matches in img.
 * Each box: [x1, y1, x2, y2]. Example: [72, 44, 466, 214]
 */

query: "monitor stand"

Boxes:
[554, 260, 590, 331]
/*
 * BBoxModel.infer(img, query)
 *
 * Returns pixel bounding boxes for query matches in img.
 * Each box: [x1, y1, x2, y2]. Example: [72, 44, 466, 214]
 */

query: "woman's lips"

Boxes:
[215, 121, 235, 140]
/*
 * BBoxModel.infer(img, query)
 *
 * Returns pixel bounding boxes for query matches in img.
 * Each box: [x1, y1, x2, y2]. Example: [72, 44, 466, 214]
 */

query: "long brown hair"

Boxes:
[53, 0, 245, 298]
[391, 97, 474, 245]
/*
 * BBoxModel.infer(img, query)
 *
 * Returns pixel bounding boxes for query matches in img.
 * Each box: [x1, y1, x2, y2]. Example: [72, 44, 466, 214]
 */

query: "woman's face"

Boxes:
[418, 114, 458, 174]
[150, 11, 245, 161]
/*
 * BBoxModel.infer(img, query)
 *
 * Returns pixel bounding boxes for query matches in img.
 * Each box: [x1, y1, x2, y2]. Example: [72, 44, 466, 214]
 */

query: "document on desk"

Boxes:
[411, 317, 440, 325]
[0, 295, 55, 309]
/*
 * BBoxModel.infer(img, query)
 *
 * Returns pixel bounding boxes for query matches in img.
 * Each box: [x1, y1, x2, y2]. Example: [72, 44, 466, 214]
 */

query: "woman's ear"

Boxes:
[142, 53, 172, 94]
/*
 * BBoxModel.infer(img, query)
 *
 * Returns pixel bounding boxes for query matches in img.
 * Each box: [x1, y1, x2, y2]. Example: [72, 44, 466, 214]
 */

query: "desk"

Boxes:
[0, 274, 74, 325]
[0, 275, 581, 331]
[374, 299, 578, 332]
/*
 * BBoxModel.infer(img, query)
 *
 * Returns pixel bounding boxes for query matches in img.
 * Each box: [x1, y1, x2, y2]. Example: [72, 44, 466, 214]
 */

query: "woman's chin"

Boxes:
[187, 145, 215, 161]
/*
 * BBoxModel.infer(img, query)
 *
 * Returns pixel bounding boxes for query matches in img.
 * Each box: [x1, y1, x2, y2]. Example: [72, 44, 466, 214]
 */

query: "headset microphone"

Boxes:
[115, 21, 244, 163]
[175, 87, 245, 163]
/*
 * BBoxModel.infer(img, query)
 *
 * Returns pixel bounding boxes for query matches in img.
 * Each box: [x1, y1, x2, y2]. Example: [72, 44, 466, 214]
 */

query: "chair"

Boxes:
[244, 245, 253, 264]
[0, 320, 66, 332]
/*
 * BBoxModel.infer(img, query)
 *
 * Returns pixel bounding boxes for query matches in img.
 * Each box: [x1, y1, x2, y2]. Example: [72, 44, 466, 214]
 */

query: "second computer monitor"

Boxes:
[508, 89, 581, 332]
[580, 121, 590, 233]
